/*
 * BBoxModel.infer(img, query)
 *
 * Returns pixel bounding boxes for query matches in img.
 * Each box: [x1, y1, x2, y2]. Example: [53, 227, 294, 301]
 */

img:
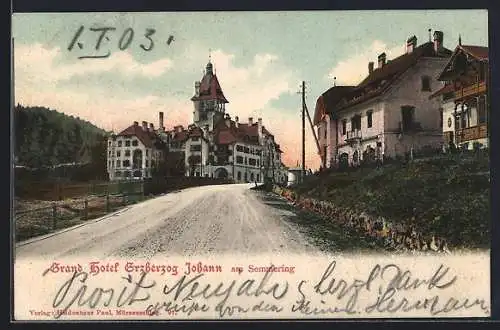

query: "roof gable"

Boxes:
[437, 44, 489, 81]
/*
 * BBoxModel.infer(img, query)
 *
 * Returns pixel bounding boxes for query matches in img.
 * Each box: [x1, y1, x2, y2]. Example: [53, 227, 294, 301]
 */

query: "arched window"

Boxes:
[237, 171, 241, 181]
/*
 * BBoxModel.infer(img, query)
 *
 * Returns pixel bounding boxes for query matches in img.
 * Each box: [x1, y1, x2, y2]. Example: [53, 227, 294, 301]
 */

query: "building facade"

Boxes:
[314, 31, 453, 167]
[106, 120, 167, 181]
[430, 43, 489, 150]
[106, 59, 288, 183]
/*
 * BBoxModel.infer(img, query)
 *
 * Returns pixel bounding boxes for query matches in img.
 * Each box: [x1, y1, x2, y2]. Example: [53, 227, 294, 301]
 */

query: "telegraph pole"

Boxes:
[301, 81, 306, 183]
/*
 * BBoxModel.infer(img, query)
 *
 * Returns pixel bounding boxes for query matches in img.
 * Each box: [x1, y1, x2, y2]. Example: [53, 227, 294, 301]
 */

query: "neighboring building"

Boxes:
[314, 31, 453, 167]
[429, 43, 489, 150]
[106, 120, 167, 181]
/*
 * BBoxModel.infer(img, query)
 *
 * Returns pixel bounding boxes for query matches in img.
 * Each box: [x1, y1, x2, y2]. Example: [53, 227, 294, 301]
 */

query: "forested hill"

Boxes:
[14, 105, 108, 169]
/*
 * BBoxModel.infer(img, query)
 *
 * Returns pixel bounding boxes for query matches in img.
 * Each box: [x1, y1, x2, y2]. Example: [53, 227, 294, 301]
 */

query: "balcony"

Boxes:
[454, 81, 487, 101]
[346, 130, 362, 143]
[455, 123, 488, 144]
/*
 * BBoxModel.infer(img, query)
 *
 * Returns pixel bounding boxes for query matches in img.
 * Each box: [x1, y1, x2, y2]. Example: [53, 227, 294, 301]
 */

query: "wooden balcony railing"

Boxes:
[455, 123, 488, 144]
[454, 81, 487, 100]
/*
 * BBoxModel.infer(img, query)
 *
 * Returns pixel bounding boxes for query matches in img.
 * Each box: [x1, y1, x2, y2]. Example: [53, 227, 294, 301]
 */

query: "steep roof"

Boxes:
[335, 41, 452, 111]
[428, 83, 455, 99]
[212, 117, 275, 145]
[117, 124, 156, 147]
[460, 45, 489, 61]
[313, 86, 355, 124]
[191, 63, 229, 103]
[437, 44, 489, 81]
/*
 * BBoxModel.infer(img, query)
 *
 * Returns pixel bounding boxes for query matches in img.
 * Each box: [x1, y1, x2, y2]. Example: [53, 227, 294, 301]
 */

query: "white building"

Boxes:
[172, 59, 287, 183]
[314, 31, 453, 167]
[106, 120, 167, 181]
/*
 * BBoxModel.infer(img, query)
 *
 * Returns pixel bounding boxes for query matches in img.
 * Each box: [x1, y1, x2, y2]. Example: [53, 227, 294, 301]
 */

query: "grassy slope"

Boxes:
[290, 152, 490, 248]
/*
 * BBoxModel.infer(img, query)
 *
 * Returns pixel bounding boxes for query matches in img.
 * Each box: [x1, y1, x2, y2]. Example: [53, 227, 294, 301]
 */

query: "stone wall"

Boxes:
[273, 185, 451, 253]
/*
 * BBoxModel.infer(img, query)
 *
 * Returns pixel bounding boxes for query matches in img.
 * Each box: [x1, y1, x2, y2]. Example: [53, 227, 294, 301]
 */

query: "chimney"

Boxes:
[235, 116, 239, 128]
[258, 118, 263, 136]
[378, 53, 386, 68]
[433, 31, 444, 54]
[248, 117, 253, 125]
[368, 61, 374, 74]
[142, 121, 148, 131]
[159, 112, 164, 131]
[149, 123, 154, 132]
[133, 121, 139, 126]
[406, 35, 417, 53]
[194, 81, 201, 97]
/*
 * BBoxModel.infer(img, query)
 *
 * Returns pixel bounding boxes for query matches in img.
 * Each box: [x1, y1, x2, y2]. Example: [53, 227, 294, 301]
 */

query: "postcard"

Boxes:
[11, 10, 491, 320]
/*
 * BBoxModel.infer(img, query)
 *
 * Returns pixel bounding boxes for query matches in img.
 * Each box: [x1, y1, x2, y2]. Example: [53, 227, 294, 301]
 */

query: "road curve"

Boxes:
[15, 184, 319, 259]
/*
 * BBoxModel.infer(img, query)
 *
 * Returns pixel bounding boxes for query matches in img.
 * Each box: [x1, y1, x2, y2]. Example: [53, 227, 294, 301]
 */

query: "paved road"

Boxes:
[15, 184, 319, 259]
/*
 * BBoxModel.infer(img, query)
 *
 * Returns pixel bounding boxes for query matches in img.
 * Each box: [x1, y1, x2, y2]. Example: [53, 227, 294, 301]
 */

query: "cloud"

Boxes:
[15, 42, 323, 169]
[14, 43, 174, 89]
[327, 40, 405, 85]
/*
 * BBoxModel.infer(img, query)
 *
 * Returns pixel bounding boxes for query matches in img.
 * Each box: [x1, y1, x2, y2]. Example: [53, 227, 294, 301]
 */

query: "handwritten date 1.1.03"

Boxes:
[67, 25, 175, 59]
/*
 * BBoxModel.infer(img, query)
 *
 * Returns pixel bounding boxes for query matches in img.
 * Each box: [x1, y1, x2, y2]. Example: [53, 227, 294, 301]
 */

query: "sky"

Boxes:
[12, 10, 488, 170]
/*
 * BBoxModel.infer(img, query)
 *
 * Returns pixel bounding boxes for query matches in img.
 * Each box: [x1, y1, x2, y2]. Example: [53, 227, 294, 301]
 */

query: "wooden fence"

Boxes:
[14, 177, 234, 242]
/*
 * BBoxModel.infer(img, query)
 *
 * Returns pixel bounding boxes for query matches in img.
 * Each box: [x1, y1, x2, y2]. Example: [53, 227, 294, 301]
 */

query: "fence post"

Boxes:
[106, 193, 110, 212]
[58, 184, 62, 201]
[52, 202, 57, 230]
[84, 199, 88, 220]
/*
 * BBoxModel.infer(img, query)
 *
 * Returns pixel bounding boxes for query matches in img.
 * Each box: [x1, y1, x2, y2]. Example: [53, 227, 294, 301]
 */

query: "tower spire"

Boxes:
[208, 48, 212, 63]
[459, 34, 462, 46]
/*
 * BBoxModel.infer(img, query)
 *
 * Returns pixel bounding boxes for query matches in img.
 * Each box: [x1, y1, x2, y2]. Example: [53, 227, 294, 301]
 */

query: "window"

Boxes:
[244, 157, 248, 164]
[123, 160, 130, 167]
[401, 106, 415, 132]
[116, 160, 120, 167]
[257, 174, 260, 182]
[244, 147, 250, 153]
[116, 150, 121, 157]
[115, 171, 121, 177]
[236, 145, 244, 152]
[421, 76, 431, 91]
[145, 160, 149, 167]
[118, 141, 122, 147]
[125, 150, 131, 157]
[478, 96, 487, 124]
[236, 156, 243, 164]
[125, 140, 131, 147]
[367, 111, 373, 128]
[439, 108, 443, 128]
[249, 158, 257, 166]
[192, 137, 199, 142]
[190, 144, 201, 152]
[237, 171, 242, 181]
[351, 115, 361, 131]
[341, 120, 347, 135]
[132, 140, 138, 146]
[146, 149, 149, 156]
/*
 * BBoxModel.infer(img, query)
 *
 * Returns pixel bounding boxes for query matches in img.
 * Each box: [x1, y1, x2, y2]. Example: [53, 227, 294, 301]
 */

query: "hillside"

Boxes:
[14, 105, 109, 183]
[283, 152, 490, 249]
[14, 105, 107, 168]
